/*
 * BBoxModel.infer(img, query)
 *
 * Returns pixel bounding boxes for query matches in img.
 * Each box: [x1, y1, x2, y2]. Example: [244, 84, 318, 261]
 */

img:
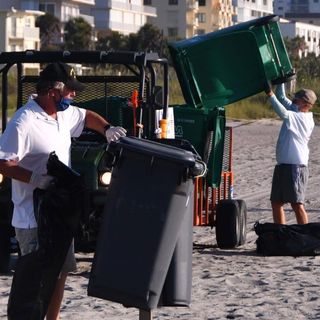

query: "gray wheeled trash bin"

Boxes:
[88, 137, 201, 310]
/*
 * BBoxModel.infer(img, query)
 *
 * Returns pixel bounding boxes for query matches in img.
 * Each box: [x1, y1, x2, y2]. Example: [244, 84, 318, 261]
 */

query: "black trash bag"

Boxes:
[255, 222, 320, 256]
[8, 152, 85, 320]
[7, 252, 42, 320]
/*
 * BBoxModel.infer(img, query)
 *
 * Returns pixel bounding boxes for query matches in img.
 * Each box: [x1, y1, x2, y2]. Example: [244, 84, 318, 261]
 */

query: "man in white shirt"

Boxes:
[265, 83, 317, 225]
[0, 62, 126, 319]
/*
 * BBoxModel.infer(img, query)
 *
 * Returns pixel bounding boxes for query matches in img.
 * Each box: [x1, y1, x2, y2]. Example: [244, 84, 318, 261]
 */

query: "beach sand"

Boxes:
[1, 119, 320, 319]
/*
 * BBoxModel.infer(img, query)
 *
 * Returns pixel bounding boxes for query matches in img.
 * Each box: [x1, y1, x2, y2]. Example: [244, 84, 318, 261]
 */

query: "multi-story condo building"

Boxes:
[90, 0, 157, 36]
[0, 0, 96, 72]
[3, 0, 96, 31]
[0, 4, 43, 53]
[197, 0, 234, 35]
[144, 0, 199, 39]
[274, 0, 320, 26]
[232, 0, 273, 24]
[144, 0, 234, 40]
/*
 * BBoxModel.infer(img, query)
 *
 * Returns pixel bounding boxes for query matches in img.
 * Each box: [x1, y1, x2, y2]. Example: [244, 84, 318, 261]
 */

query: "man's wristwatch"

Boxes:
[104, 123, 111, 132]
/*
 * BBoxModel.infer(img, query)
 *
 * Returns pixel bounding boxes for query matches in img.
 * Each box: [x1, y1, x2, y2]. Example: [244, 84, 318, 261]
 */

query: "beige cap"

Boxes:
[294, 89, 317, 105]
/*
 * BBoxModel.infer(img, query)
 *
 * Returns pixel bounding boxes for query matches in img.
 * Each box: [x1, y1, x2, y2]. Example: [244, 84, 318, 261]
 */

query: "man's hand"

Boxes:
[264, 81, 273, 96]
[30, 172, 54, 189]
[105, 126, 127, 143]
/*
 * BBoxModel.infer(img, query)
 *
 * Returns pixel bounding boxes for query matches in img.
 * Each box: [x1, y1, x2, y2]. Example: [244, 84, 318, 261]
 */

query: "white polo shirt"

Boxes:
[0, 95, 86, 228]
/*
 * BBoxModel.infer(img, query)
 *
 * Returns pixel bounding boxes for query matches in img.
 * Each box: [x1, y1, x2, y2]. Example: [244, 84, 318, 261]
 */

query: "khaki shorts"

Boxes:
[15, 227, 77, 273]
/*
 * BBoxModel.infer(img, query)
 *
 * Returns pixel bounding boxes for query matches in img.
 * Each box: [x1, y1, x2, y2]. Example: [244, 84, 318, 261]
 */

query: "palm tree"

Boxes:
[64, 17, 93, 51]
[96, 31, 128, 51]
[36, 13, 61, 50]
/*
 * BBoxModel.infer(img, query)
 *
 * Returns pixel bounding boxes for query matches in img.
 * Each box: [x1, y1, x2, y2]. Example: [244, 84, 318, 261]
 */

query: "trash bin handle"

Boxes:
[193, 160, 207, 178]
[266, 25, 284, 77]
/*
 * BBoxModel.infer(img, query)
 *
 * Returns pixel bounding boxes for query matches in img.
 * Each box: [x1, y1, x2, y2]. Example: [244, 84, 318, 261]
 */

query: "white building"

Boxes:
[91, 0, 157, 36]
[2, 0, 96, 29]
[0, 5, 43, 53]
[280, 18, 320, 57]
[274, 0, 320, 25]
[232, 0, 273, 24]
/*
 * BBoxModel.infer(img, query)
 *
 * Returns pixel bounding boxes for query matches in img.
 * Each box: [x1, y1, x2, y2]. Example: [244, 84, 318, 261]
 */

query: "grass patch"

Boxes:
[225, 96, 276, 120]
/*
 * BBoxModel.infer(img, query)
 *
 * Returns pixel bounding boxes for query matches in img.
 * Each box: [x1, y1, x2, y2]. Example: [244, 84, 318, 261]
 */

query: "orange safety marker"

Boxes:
[159, 118, 168, 139]
[131, 89, 139, 137]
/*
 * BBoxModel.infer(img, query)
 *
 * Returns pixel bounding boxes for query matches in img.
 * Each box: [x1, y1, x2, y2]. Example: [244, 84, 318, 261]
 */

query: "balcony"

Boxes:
[9, 27, 39, 40]
[107, 0, 156, 17]
[187, 17, 199, 28]
[187, 0, 199, 11]
[71, 0, 95, 5]
[79, 13, 95, 26]
[109, 21, 142, 34]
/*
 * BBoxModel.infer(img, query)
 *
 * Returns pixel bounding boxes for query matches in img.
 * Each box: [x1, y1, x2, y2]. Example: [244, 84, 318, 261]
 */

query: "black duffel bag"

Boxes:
[255, 222, 320, 256]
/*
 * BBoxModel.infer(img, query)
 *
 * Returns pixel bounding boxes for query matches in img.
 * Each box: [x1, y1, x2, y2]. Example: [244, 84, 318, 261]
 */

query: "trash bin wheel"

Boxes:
[237, 199, 247, 246]
[215, 199, 241, 249]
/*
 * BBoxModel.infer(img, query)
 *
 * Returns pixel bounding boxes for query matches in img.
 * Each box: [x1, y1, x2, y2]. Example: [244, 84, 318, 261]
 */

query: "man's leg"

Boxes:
[271, 201, 286, 224]
[291, 203, 308, 224]
[46, 272, 68, 320]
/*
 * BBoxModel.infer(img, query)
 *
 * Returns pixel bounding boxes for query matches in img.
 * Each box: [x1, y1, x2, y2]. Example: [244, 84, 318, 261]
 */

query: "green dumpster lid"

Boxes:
[169, 15, 294, 109]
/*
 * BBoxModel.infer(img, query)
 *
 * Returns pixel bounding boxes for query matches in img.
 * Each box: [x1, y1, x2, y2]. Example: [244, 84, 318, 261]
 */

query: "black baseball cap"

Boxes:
[39, 62, 85, 91]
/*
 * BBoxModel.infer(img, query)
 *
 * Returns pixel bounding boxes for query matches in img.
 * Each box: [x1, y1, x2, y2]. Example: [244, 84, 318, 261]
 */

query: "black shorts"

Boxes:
[270, 164, 309, 204]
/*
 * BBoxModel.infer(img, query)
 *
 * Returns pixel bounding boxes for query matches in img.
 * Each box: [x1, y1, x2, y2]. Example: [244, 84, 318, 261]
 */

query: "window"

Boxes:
[197, 29, 206, 35]
[39, 3, 55, 15]
[144, 0, 152, 4]
[25, 18, 31, 27]
[198, 12, 206, 23]
[199, 0, 206, 5]
[168, 27, 178, 37]
[169, 0, 178, 5]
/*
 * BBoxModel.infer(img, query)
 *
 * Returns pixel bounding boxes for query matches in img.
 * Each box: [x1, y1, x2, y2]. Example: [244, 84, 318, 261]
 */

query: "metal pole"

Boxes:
[139, 309, 152, 320]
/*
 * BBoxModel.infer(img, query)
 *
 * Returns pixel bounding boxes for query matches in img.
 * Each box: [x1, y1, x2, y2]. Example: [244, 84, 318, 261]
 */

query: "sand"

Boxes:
[1, 119, 320, 319]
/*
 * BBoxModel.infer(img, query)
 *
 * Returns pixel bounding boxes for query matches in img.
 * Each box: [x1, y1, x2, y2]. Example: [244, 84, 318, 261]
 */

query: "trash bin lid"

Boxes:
[112, 137, 196, 167]
[168, 15, 293, 109]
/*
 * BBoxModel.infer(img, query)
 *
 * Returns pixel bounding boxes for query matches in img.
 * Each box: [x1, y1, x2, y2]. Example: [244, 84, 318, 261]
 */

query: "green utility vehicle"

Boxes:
[0, 14, 294, 273]
[0, 50, 170, 257]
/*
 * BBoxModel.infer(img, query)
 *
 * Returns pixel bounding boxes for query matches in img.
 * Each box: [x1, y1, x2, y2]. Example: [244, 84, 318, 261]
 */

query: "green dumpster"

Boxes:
[173, 105, 225, 187]
[168, 15, 294, 109]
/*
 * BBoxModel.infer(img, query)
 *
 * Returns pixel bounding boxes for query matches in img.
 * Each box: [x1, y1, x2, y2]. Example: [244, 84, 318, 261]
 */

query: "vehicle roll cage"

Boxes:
[0, 50, 169, 134]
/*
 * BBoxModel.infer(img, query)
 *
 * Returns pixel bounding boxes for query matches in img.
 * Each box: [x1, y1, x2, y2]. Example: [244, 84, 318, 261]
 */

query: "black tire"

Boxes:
[237, 199, 247, 246]
[215, 199, 240, 249]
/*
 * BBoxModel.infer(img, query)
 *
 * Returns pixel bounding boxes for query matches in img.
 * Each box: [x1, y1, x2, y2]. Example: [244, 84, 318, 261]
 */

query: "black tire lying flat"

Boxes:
[237, 199, 247, 246]
[216, 199, 247, 249]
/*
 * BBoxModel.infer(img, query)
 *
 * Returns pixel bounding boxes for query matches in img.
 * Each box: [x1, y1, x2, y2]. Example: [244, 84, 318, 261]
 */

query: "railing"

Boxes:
[79, 13, 95, 26]
[107, 0, 156, 16]
[187, 0, 199, 11]
[9, 27, 39, 39]
[109, 21, 142, 33]
[72, 0, 95, 5]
